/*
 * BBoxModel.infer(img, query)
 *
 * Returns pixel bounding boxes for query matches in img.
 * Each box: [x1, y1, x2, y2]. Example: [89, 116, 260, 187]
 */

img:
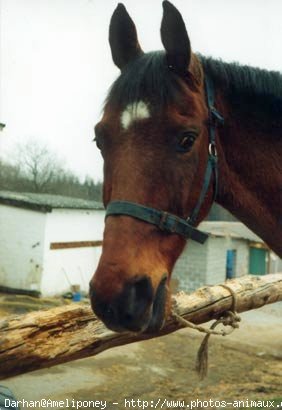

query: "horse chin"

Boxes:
[143, 276, 168, 334]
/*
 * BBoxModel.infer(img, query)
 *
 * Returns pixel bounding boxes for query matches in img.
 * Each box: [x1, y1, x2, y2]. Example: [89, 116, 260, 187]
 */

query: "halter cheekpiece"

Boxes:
[106, 73, 224, 244]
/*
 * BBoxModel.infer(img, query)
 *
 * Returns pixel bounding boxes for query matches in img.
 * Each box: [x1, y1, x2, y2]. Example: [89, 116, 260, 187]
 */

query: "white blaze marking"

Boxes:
[121, 101, 150, 130]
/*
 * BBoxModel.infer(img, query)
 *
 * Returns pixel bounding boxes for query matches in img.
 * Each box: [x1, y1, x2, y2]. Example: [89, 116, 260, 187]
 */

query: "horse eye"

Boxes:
[94, 133, 106, 151]
[94, 136, 102, 150]
[176, 132, 197, 153]
[94, 124, 106, 150]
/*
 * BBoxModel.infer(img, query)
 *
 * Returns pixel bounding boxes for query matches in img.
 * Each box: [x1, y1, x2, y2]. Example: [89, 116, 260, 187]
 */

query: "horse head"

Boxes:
[90, 1, 217, 333]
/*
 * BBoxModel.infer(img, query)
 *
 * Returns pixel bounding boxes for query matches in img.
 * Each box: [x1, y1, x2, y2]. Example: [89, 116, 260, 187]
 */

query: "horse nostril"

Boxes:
[119, 276, 153, 325]
[134, 277, 153, 301]
[89, 284, 115, 322]
[105, 305, 115, 320]
[124, 312, 134, 322]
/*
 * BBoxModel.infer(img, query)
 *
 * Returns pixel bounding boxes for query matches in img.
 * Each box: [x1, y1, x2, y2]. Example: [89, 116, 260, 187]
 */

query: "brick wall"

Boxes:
[205, 237, 227, 285]
[172, 241, 208, 292]
[172, 236, 250, 292]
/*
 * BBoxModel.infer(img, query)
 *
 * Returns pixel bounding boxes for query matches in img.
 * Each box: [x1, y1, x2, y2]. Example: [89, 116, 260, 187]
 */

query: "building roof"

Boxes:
[0, 192, 264, 242]
[0, 191, 104, 212]
[199, 221, 263, 243]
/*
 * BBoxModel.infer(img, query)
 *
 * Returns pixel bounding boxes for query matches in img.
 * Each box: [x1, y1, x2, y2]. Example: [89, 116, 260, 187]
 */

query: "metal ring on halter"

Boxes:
[158, 211, 169, 231]
[209, 143, 217, 157]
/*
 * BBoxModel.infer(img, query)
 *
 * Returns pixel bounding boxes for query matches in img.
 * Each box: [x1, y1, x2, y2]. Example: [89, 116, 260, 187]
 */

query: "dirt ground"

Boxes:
[1, 295, 281, 409]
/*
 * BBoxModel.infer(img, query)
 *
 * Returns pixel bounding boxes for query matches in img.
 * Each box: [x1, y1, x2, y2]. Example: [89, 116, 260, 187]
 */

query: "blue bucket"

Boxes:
[73, 292, 81, 302]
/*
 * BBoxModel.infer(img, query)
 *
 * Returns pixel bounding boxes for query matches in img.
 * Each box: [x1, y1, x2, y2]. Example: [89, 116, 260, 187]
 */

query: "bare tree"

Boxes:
[1, 139, 102, 199]
[15, 139, 64, 192]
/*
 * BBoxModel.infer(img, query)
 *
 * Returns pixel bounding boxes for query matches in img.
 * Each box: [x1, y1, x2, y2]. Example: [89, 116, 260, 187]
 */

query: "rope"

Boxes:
[172, 283, 241, 380]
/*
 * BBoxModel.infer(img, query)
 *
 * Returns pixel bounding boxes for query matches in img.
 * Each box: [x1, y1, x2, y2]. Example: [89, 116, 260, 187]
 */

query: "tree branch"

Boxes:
[0, 274, 281, 380]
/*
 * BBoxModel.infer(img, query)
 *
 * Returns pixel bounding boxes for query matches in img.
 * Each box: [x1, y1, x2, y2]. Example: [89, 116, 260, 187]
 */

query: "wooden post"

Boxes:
[0, 273, 281, 380]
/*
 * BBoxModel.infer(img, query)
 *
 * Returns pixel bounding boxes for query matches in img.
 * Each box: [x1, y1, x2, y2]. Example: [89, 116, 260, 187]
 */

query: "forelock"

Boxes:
[105, 51, 185, 110]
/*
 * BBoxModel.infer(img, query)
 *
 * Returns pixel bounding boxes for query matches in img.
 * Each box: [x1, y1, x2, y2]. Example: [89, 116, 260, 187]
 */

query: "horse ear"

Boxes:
[161, 1, 191, 74]
[109, 3, 143, 70]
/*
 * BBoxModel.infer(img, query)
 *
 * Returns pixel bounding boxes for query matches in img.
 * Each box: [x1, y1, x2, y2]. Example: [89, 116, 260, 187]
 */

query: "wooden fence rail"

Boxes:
[0, 273, 281, 380]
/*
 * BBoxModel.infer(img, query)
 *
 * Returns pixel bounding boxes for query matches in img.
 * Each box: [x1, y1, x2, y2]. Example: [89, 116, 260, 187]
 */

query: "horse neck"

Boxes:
[215, 93, 282, 257]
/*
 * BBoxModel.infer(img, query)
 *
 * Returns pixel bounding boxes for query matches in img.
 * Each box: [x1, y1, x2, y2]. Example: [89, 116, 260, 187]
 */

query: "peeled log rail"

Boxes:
[0, 273, 281, 380]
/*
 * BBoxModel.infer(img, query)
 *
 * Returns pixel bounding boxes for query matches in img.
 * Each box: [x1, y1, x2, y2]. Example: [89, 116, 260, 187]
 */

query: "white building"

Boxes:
[0, 191, 104, 296]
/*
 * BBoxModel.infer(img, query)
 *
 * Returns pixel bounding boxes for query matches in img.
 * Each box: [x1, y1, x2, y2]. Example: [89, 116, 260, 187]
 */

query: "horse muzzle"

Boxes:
[89, 275, 168, 333]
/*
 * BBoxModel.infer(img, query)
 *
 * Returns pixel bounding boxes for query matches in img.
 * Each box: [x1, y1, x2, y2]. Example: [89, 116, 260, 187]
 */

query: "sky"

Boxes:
[0, 0, 281, 181]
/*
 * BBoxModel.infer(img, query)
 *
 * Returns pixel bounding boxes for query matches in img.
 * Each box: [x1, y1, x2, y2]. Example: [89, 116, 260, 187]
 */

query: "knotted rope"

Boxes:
[171, 284, 241, 379]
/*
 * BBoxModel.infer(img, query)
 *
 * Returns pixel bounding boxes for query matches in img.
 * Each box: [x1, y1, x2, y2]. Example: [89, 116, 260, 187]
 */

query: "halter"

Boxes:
[106, 74, 224, 244]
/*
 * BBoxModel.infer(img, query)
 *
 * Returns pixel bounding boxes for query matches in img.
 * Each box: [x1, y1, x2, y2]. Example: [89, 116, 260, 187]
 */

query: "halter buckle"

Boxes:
[159, 211, 169, 231]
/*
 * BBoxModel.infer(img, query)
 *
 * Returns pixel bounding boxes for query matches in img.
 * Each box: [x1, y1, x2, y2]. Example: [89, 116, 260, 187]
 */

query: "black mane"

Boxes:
[201, 55, 282, 99]
[200, 55, 282, 133]
[106, 51, 282, 133]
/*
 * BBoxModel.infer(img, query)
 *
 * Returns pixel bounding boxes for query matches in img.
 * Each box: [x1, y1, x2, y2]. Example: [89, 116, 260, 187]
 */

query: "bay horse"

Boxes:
[90, 1, 282, 333]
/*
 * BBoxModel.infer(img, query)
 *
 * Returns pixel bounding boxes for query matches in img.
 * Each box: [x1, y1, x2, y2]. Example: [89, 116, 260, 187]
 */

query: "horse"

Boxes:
[89, 1, 282, 334]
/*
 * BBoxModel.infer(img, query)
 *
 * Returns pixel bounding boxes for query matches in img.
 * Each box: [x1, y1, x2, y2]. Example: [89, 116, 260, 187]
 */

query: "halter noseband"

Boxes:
[105, 74, 224, 244]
